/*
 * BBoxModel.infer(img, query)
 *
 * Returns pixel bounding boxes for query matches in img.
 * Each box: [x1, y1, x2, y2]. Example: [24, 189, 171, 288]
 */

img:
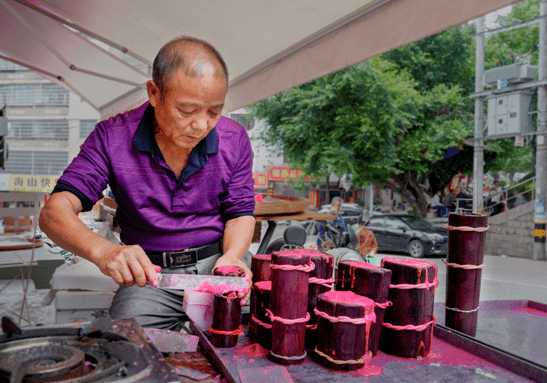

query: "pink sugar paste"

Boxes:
[197, 281, 248, 295]
[254, 281, 272, 290]
[233, 343, 270, 358]
[344, 260, 380, 270]
[215, 265, 244, 274]
[254, 253, 271, 260]
[322, 290, 375, 310]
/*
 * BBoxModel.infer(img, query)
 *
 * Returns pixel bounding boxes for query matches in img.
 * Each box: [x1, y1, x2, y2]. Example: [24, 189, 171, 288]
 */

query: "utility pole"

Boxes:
[534, 0, 547, 261]
[473, 17, 485, 214]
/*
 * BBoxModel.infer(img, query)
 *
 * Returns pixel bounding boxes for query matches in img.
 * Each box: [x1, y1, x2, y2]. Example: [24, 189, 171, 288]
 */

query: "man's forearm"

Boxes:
[222, 215, 256, 259]
[39, 192, 117, 265]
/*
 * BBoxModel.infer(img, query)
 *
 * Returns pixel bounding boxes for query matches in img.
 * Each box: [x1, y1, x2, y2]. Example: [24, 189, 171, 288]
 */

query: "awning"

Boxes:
[0, 0, 518, 119]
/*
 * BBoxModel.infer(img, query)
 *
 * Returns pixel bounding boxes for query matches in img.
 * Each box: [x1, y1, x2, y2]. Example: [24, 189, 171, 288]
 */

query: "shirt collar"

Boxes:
[134, 102, 219, 156]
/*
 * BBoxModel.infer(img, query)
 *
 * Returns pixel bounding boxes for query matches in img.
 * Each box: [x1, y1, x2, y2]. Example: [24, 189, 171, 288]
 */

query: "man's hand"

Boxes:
[213, 254, 252, 306]
[97, 243, 159, 288]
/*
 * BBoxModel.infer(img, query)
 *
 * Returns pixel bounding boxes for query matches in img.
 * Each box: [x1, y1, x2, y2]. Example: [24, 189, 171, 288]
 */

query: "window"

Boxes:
[5, 150, 68, 175]
[0, 83, 69, 106]
[80, 120, 98, 139]
[8, 120, 68, 139]
[0, 59, 28, 71]
[230, 114, 255, 131]
[368, 216, 384, 227]
[384, 217, 405, 229]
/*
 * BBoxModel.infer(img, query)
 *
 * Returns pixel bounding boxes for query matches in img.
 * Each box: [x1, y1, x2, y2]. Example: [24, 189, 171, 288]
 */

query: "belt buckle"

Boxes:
[165, 248, 198, 268]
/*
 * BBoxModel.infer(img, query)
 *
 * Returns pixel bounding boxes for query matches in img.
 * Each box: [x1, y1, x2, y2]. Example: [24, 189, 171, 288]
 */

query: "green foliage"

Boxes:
[485, 0, 540, 69]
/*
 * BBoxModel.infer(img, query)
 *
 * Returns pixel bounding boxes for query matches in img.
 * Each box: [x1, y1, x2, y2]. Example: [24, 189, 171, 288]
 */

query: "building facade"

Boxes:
[0, 58, 99, 176]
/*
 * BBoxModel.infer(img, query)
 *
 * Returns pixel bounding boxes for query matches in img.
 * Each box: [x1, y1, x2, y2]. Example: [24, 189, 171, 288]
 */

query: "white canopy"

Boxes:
[0, 0, 517, 119]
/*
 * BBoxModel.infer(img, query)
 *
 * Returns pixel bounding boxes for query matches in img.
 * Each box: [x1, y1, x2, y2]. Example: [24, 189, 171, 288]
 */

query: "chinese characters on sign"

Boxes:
[252, 173, 269, 188]
[7, 175, 59, 193]
[268, 166, 309, 182]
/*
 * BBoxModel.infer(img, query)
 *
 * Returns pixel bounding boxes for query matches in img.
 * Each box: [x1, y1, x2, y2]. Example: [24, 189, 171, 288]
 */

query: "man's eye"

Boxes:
[179, 109, 196, 116]
[209, 111, 220, 118]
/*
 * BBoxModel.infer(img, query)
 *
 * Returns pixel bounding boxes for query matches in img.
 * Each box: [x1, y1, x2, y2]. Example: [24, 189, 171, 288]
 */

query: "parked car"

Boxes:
[366, 214, 448, 258]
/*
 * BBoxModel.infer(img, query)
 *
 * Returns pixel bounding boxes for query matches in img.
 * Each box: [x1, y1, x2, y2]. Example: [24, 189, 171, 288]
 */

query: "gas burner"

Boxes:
[0, 317, 180, 382]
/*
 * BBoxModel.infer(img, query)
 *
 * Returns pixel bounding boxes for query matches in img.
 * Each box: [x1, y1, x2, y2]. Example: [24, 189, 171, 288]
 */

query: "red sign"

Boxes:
[252, 173, 268, 188]
[268, 166, 309, 182]
[309, 190, 319, 208]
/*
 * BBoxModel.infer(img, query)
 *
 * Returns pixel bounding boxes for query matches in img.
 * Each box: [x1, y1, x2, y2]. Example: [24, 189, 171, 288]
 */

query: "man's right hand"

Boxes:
[97, 244, 158, 287]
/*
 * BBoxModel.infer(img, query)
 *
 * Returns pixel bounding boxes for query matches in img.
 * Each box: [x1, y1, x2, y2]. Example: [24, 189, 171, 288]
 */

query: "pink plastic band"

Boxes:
[375, 301, 393, 309]
[383, 317, 436, 331]
[270, 262, 315, 272]
[306, 324, 318, 330]
[251, 315, 272, 329]
[266, 309, 311, 325]
[308, 277, 335, 288]
[314, 308, 376, 325]
[389, 278, 439, 290]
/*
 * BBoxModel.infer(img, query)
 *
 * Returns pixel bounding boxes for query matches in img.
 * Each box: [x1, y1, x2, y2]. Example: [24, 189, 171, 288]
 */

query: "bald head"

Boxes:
[152, 36, 228, 100]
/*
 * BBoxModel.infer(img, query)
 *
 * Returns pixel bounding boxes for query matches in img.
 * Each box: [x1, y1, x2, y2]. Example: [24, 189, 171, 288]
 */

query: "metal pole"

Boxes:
[473, 17, 485, 214]
[534, 0, 547, 261]
[369, 183, 374, 214]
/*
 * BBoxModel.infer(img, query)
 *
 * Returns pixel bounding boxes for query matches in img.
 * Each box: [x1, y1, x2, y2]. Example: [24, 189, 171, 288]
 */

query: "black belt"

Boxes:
[146, 240, 222, 268]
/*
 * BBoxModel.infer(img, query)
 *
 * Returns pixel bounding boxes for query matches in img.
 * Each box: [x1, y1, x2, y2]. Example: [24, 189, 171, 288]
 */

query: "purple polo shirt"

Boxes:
[54, 102, 255, 252]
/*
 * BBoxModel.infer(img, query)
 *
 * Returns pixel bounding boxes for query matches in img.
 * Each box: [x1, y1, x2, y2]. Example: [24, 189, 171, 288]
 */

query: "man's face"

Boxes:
[148, 67, 227, 151]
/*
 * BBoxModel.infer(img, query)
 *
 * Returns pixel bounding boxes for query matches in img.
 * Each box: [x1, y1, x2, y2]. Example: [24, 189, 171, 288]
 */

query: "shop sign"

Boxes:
[252, 173, 268, 188]
[268, 166, 309, 182]
[6, 174, 59, 193]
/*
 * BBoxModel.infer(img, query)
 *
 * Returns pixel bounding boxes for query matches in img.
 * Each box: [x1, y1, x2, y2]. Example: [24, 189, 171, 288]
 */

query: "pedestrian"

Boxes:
[431, 190, 449, 217]
[39, 36, 256, 330]
[356, 215, 378, 263]
[488, 181, 504, 215]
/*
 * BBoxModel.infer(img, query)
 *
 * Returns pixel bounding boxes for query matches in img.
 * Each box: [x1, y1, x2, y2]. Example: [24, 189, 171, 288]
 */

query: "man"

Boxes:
[488, 181, 504, 215]
[317, 197, 347, 251]
[39, 37, 255, 330]
[430, 190, 449, 217]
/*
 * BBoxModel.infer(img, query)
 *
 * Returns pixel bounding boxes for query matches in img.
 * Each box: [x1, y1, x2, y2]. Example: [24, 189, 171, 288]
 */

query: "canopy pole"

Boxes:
[534, 0, 547, 261]
[473, 17, 485, 214]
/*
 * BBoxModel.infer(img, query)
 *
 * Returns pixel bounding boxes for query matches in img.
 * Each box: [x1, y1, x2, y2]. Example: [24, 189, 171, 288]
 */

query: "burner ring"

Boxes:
[0, 344, 86, 381]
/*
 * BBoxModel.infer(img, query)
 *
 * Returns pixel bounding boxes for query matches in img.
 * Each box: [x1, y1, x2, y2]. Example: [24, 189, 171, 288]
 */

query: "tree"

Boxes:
[251, 52, 470, 217]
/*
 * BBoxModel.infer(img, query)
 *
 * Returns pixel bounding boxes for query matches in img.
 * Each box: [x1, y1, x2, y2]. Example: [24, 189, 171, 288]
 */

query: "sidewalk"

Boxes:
[376, 254, 547, 304]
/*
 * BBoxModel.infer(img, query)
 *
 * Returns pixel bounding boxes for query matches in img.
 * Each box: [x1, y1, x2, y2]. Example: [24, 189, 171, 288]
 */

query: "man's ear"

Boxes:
[147, 80, 160, 107]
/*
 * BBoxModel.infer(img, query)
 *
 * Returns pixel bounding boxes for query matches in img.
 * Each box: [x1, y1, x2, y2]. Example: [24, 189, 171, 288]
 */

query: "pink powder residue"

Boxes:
[254, 194, 264, 203]
[254, 254, 272, 260]
[343, 261, 380, 270]
[198, 281, 247, 295]
[248, 359, 255, 363]
[254, 281, 272, 291]
[322, 290, 375, 311]
[233, 343, 270, 358]
[345, 364, 383, 377]
[513, 306, 547, 317]
[382, 257, 438, 278]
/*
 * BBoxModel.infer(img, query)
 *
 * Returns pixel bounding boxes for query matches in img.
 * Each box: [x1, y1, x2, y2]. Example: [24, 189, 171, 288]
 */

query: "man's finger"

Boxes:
[132, 250, 158, 287]
[110, 269, 125, 286]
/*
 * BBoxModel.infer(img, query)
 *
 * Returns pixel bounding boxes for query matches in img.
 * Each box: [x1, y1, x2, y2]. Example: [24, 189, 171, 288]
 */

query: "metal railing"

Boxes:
[454, 177, 536, 215]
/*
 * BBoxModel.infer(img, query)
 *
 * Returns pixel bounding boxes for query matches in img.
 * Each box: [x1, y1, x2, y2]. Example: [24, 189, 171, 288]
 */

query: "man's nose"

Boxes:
[192, 113, 209, 133]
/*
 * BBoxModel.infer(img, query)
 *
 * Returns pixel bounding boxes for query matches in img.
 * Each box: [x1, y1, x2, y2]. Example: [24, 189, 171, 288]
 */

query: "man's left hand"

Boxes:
[213, 254, 252, 306]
